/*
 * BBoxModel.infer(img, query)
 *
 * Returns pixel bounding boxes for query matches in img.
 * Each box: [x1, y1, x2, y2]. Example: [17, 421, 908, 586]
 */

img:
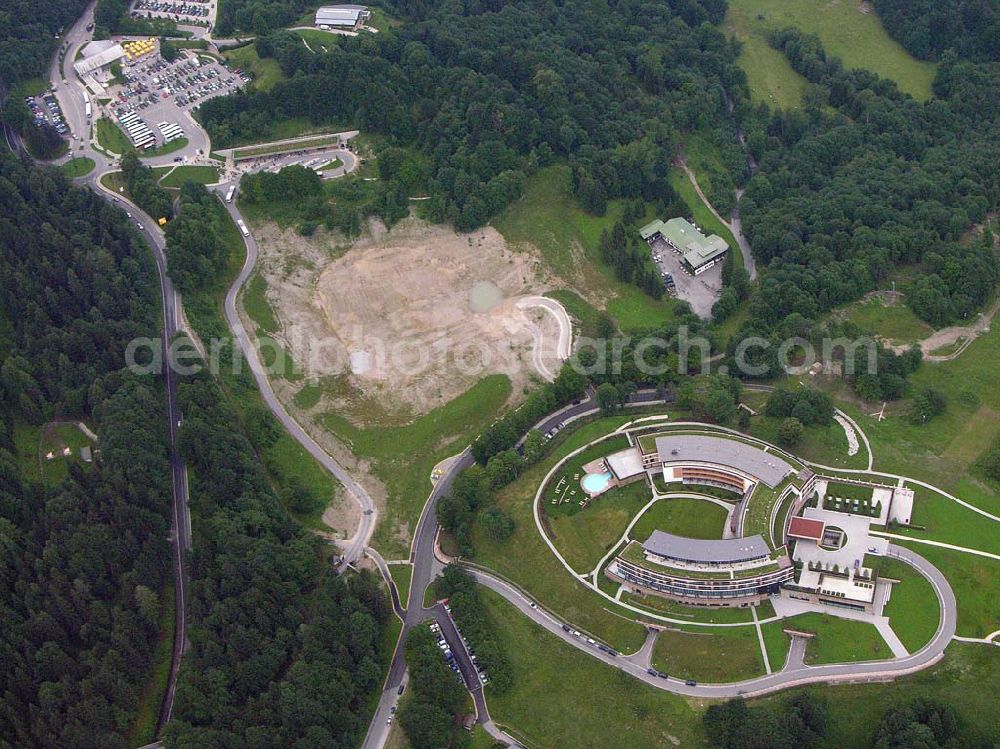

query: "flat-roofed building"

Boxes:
[639, 433, 794, 491]
[314, 4, 371, 29]
[73, 41, 125, 77]
[640, 217, 729, 275]
[606, 533, 793, 607]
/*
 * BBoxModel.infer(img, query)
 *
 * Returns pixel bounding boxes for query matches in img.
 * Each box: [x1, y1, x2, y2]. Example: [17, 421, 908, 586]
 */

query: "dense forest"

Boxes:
[0, 153, 171, 748]
[0, 0, 89, 153]
[873, 0, 1000, 62]
[215, 0, 314, 35]
[163, 362, 391, 746]
[705, 695, 996, 749]
[734, 27, 1000, 362]
[202, 0, 741, 230]
[398, 624, 472, 749]
[0, 0, 87, 93]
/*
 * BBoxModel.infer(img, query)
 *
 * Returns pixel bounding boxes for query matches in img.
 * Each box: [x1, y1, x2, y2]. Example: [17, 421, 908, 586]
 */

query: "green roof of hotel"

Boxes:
[641, 217, 729, 270]
[639, 219, 667, 240]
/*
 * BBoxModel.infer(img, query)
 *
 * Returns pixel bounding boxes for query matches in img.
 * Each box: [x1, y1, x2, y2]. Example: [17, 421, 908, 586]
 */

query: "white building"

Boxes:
[314, 4, 371, 30]
[73, 40, 125, 78]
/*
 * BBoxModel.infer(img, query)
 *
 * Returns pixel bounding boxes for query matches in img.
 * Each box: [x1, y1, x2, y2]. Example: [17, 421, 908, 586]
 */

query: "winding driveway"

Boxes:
[217, 188, 377, 569]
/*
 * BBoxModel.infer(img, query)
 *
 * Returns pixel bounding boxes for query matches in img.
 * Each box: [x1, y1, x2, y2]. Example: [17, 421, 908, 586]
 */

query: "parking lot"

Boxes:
[27, 92, 70, 137]
[107, 49, 245, 148]
[131, 0, 213, 22]
[648, 236, 723, 318]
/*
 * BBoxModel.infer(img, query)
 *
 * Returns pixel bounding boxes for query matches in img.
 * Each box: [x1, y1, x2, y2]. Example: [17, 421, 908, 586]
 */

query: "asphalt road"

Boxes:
[87, 166, 193, 732]
[217, 189, 377, 569]
[468, 543, 955, 700]
[362, 388, 959, 748]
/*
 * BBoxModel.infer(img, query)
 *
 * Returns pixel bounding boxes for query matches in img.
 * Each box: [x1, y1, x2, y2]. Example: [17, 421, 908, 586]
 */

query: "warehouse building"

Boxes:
[73, 40, 125, 78]
[640, 217, 729, 275]
[314, 4, 371, 30]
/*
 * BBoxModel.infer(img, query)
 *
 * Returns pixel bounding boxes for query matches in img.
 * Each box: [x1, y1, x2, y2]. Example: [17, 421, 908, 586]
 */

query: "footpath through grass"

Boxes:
[547, 479, 651, 573]
[469, 414, 692, 652]
[752, 643, 1000, 746]
[838, 295, 935, 344]
[480, 587, 705, 747]
[724, 0, 936, 102]
[894, 541, 999, 639]
[871, 556, 940, 653]
[782, 612, 891, 664]
[158, 164, 219, 188]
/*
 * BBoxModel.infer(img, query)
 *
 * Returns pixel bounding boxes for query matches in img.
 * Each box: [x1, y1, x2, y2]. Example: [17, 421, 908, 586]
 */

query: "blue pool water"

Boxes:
[581, 471, 613, 494]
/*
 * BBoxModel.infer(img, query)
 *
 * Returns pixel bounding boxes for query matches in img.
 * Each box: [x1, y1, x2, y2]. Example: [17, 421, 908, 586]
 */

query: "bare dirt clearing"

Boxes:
[251, 217, 560, 424]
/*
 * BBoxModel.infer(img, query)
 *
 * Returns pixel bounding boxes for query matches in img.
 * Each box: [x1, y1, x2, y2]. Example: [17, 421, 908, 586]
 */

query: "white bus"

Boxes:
[236, 219, 249, 237]
[225, 185, 236, 203]
[84, 100, 91, 120]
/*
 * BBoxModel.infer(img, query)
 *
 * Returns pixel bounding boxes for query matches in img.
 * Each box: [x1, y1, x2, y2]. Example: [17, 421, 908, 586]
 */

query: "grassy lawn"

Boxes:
[893, 542, 999, 639]
[651, 625, 765, 682]
[544, 288, 609, 337]
[223, 43, 285, 92]
[96, 116, 133, 154]
[838, 295, 934, 344]
[388, 563, 412, 607]
[480, 587, 705, 748]
[893, 483, 1000, 555]
[745, 411, 867, 470]
[818, 374, 1000, 521]
[61, 156, 95, 177]
[760, 618, 791, 671]
[241, 273, 280, 334]
[629, 496, 729, 541]
[493, 165, 676, 334]
[158, 164, 219, 188]
[318, 374, 513, 557]
[547, 480, 652, 573]
[471, 417, 668, 651]
[294, 28, 341, 52]
[871, 556, 940, 653]
[143, 137, 189, 159]
[125, 582, 174, 747]
[16, 421, 97, 486]
[13, 422, 43, 484]
[724, 0, 937, 102]
[782, 612, 891, 664]
[724, 3, 808, 109]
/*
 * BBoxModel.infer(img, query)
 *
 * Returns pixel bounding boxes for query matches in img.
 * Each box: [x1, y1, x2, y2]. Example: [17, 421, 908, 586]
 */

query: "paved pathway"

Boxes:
[870, 531, 1000, 561]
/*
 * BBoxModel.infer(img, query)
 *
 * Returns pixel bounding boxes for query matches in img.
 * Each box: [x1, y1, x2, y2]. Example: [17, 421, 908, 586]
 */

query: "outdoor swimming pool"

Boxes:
[581, 471, 613, 494]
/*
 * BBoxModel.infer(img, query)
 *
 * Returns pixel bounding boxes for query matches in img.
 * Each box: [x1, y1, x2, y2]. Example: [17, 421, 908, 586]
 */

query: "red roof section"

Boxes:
[788, 516, 825, 541]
